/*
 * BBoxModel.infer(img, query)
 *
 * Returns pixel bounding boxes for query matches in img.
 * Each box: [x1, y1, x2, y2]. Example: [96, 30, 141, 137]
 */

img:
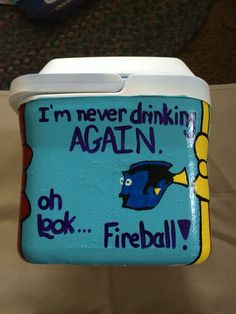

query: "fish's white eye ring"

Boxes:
[125, 178, 132, 186]
[120, 178, 124, 185]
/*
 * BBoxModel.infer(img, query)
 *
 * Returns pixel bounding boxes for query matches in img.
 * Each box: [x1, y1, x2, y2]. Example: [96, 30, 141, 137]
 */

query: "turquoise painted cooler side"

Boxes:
[18, 95, 211, 265]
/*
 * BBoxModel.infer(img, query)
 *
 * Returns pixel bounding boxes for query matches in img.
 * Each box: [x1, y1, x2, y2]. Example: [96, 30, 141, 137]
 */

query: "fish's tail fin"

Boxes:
[173, 167, 189, 187]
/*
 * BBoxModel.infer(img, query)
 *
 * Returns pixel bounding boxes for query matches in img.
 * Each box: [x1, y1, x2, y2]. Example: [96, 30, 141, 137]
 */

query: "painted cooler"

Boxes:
[9, 57, 211, 265]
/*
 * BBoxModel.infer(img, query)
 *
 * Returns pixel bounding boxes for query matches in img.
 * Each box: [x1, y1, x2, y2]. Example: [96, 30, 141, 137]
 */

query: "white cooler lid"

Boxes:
[40, 57, 194, 76]
[9, 57, 211, 111]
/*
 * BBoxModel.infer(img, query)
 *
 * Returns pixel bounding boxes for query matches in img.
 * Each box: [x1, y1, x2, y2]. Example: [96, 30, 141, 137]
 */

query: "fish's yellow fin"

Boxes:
[154, 187, 161, 195]
[173, 168, 188, 186]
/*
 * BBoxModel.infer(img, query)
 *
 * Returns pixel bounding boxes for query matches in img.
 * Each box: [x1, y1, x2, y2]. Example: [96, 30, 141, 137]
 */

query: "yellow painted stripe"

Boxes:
[202, 101, 210, 134]
[194, 201, 211, 264]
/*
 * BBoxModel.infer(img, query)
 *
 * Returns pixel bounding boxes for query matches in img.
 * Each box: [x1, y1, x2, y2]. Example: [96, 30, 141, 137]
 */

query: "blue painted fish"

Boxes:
[119, 161, 188, 210]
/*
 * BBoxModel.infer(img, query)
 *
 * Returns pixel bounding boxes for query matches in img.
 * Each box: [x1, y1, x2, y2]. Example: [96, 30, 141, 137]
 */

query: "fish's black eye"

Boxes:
[120, 177, 124, 185]
[125, 178, 132, 186]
